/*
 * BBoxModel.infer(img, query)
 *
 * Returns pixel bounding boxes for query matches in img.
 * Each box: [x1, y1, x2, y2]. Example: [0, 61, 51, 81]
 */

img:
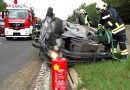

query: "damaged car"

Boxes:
[32, 7, 114, 65]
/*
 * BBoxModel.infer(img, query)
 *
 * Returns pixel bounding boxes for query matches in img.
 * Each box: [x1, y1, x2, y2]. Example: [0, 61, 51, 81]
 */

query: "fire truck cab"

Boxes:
[5, 4, 35, 40]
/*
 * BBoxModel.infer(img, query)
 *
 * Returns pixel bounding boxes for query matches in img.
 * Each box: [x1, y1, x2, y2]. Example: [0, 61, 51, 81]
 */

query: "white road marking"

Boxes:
[34, 62, 51, 90]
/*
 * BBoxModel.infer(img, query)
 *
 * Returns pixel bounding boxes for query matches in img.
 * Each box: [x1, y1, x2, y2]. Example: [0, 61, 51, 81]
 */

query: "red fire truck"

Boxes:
[4, 4, 35, 40]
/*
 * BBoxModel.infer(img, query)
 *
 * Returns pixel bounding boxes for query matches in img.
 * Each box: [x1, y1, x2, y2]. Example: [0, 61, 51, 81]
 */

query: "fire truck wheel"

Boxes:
[6, 37, 12, 40]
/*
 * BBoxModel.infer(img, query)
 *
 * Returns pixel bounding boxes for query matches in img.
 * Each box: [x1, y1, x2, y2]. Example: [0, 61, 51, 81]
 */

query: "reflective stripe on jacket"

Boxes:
[99, 7, 125, 34]
[112, 24, 125, 34]
[85, 15, 88, 25]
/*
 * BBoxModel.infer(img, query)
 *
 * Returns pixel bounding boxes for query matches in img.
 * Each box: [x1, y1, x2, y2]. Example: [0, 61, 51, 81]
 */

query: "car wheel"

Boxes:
[51, 17, 63, 39]
[46, 7, 53, 17]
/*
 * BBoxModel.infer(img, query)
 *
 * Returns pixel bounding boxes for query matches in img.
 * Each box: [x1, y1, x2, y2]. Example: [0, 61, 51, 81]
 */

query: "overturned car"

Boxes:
[32, 7, 113, 64]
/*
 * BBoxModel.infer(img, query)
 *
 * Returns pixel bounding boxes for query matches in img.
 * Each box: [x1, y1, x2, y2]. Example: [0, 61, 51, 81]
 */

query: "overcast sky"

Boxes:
[4, 0, 102, 20]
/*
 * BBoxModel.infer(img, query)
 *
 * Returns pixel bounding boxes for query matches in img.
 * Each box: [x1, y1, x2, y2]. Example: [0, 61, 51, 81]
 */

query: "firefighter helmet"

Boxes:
[96, 2, 107, 13]
[79, 9, 86, 14]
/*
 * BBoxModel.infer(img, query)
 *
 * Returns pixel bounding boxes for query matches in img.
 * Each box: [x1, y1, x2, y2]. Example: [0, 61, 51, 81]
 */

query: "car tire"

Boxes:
[46, 17, 63, 47]
[51, 17, 63, 39]
[46, 7, 53, 17]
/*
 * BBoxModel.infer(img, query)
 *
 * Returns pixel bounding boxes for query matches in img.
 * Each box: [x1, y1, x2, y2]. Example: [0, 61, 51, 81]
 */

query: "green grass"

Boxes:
[74, 59, 130, 90]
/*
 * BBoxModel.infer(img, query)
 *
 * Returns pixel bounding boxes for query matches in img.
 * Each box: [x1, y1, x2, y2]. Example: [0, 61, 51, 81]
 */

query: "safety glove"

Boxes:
[98, 24, 105, 30]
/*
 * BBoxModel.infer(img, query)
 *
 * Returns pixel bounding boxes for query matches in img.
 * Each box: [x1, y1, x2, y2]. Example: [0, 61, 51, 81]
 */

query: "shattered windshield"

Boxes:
[7, 9, 28, 19]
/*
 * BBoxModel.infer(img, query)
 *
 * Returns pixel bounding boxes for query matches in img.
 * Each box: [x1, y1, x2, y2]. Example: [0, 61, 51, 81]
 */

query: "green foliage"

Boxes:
[67, 14, 76, 23]
[103, 0, 130, 23]
[75, 59, 130, 90]
[0, 0, 6, 11]
[67, 8, 80, 22]
[85, 3, 99, 27]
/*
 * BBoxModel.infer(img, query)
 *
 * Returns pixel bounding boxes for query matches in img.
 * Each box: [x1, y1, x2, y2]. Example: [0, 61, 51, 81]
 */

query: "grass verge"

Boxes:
[74, 59, 130, 90]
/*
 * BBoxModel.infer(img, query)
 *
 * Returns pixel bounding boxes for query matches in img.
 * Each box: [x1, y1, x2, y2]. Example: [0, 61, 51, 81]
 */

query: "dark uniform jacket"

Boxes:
[99, 7, 125, 34]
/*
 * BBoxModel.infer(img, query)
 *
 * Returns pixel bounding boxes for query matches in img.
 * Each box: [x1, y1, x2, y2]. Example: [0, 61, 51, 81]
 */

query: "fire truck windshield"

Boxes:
[7, 9, 28, 19]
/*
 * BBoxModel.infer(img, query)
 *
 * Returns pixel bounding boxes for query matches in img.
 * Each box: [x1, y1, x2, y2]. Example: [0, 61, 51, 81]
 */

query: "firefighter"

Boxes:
[34, 20, 41, 30]
[78, 9, 92, 26]
[96, 2, 128, 59]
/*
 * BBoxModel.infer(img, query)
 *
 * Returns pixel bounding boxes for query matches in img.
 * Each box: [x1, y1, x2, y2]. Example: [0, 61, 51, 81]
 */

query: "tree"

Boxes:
[84, 3, 98, 27]
[0, 0, 6, 12]
[67, 8, 79, 22]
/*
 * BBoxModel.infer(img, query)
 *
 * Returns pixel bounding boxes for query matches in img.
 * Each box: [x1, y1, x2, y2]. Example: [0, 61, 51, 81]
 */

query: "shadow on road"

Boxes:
[6, 38, 33, 41]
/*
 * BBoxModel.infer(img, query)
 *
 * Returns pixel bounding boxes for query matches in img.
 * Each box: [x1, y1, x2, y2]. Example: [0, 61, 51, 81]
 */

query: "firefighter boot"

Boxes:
[119, 42, 128, 59]
[121, 55, 128, 59]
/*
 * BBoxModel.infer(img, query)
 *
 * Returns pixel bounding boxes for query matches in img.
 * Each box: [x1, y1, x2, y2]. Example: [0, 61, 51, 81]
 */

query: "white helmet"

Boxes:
[79, 9, 86, 14]
[96, 2, 107, 13]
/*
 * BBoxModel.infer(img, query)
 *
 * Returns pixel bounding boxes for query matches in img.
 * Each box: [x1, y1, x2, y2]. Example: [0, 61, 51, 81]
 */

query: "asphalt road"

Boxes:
[0, 37, 38, 85]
